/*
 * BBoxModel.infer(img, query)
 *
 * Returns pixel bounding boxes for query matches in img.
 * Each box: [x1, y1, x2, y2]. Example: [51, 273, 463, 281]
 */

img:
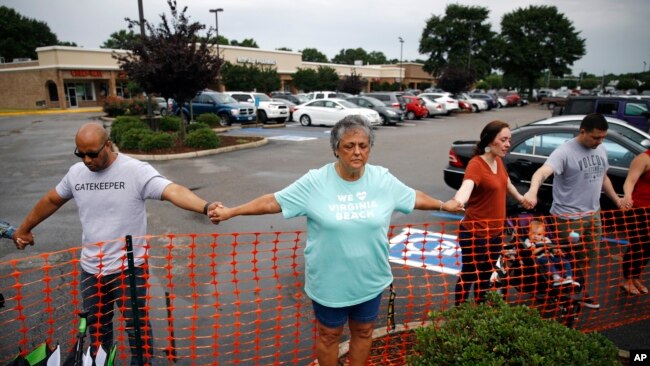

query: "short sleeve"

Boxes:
[274, 170, 315, 219]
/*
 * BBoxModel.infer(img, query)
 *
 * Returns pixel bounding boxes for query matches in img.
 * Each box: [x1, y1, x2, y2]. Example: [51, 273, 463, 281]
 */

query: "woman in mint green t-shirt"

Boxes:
[209, 115, 457, 366]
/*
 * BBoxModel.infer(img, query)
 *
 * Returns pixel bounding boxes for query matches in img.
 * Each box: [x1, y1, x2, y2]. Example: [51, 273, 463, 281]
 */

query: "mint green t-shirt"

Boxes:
[275, 163, 416, 307]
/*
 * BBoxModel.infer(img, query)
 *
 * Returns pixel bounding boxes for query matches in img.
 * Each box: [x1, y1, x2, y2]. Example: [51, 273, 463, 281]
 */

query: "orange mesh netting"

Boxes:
[0, 209, 648, 365]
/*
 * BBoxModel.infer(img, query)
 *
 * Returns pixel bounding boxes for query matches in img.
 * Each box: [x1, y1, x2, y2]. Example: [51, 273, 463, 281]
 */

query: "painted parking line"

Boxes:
[389, 227, 461, 275]
[267, 135, 317, 141]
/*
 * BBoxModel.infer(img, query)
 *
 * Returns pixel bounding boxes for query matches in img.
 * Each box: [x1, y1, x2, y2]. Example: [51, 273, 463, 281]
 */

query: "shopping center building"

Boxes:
[0, 45, 435, 110]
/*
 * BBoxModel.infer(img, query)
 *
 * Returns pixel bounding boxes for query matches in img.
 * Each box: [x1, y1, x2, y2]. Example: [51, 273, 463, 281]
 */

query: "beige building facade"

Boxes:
[0, 45, 434, 110]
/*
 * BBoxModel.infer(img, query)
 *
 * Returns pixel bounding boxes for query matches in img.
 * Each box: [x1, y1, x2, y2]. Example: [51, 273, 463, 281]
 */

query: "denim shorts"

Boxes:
[312, 292, 382, 328]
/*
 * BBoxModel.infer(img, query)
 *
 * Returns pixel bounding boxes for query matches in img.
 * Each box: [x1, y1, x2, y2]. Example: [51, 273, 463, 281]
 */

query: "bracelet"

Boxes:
[203, 202, 210, 215]
[439, 199, 444, 211]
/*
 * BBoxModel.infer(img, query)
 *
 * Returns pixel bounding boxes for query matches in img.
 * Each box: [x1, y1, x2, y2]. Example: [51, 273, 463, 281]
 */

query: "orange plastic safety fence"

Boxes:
[0, 209, 648, 365]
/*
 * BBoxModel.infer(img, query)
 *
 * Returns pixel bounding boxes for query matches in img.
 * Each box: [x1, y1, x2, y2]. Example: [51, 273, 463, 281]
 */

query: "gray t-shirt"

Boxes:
[56, 154, 172, 274]
[546, 138, 608, 217]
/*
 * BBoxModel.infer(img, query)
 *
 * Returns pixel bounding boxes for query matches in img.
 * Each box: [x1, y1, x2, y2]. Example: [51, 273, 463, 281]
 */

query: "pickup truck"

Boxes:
[539, 96, 568, 110]
[177, 91, 257, 126]
[226, 91, 289, 123]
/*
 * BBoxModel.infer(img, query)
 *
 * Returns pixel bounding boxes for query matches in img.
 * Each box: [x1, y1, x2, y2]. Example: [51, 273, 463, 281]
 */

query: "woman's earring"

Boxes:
[484, 146, 491, 153]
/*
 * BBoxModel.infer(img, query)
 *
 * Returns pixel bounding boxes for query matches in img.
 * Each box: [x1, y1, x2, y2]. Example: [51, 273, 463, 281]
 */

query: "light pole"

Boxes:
[209, 8, 224, 90]
[209, 8, 224, 44]
[398, 36, 404, 91]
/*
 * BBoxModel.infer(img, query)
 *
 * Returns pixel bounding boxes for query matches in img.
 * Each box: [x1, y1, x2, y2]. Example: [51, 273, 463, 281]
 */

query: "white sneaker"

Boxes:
[553, 278, 574, 286]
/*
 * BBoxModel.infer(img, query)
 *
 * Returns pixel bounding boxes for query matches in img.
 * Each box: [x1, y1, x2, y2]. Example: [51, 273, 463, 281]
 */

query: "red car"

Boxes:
[458, 100, 473, 112]
[402, 95, 429, 120]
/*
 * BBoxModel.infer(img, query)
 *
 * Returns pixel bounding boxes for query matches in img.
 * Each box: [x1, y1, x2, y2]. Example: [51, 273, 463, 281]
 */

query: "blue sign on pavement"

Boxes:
[388, 227, 461, 275]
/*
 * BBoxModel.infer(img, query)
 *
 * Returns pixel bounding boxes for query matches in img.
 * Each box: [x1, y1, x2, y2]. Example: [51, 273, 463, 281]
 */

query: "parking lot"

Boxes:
[0, 105, 648, 355]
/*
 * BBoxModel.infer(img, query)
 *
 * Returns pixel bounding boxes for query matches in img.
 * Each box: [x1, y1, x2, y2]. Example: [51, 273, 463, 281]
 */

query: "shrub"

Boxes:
[159, 115, 181, 132]
[409, 292, 620, 365]
[103, 96, 129, 117]
[184, 128, 220, 149]
[120, 128, 154, 150]
[126, 99, 147, 116]
[187, 122, 211, 132]
[110, 116, 149, 145]
[138, 132, 174, 151]
[196, 113, 222, 127]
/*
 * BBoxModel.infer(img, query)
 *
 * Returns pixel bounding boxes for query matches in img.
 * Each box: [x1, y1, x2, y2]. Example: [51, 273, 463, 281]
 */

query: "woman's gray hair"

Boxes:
[329, 115, 375, 157]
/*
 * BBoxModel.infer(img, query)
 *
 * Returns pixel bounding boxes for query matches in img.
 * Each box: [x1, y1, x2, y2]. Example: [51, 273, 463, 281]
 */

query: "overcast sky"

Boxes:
[4, 0, 650, 76]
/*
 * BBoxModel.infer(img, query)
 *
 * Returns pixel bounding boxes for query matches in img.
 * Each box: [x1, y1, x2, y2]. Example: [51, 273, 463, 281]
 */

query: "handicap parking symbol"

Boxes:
[388, 227, 461, 275]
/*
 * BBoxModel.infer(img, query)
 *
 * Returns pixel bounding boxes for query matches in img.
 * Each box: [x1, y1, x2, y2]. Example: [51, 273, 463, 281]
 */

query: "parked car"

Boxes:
[526, 115, 650, 148]
[345, 96, 404, 125]
[455, 93, 488, 112]
[152, 97, 170, 116]
[177, 91, 257, 126]
[292, 98, 382, 127]
[362, 92, 407, 111]
[468, 93, 497, 110]
[419, 92, 460, 114]
[556, 96, 650, 133]
[271, 98, 297, 122]
[443, 124, 645, 213]
[457, 100, 473, 113]
[539, 95, 569, 110]
[402, 95, 429, 120]
[225, 91, 289, 123]
[304, 91, 352, 101]
[499, 91, 527, 107]
[271, 92, 308, 105]
[419, 96, 447, 117]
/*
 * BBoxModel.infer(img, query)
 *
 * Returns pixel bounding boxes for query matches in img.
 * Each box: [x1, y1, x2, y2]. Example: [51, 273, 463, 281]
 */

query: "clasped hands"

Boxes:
[207, 202, 231, 224]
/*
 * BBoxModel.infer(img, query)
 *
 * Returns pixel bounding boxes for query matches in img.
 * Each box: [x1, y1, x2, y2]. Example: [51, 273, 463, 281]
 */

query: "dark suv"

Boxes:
[177, 91, 257, 126]
[555, 96, 650, 132]
[362, 92, 406, 110]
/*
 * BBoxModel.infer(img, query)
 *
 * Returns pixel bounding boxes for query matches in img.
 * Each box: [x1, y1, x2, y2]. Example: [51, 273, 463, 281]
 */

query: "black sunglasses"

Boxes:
[74, 143, 106, 158]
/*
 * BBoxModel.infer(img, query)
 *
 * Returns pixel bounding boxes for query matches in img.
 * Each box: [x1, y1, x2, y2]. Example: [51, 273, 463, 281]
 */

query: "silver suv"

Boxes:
[226, 91, 290, 123]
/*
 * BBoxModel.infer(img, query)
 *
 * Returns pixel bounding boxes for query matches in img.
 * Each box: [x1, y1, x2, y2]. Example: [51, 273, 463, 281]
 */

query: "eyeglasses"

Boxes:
[74, 143, 106, 158]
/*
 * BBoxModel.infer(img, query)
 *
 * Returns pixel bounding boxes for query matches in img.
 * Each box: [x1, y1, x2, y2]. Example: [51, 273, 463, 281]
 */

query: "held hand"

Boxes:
[209, 206, 232, 224]
[13, 229, 34, 250]
[207, 201, 224, 213]
[522, 191, 538, 209]
[620, 197, 633, 210]
[519, 197, 534, 210]
[443, 198, 464, 212]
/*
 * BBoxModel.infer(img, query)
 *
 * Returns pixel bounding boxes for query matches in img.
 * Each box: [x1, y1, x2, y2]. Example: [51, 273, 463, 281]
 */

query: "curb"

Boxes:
[113, 137, 268, 161]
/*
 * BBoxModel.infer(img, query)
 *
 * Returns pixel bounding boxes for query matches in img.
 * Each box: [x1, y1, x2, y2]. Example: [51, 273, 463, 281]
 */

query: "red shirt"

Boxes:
[462, 156, 508, 238]
[632, 150, 650, 207]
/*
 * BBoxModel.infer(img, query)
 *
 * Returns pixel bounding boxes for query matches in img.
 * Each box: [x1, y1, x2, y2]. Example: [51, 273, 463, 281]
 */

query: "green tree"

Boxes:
[101, 29, 138, 49]
[617, 78, 638, 91]
[316, 66, 341, 90]
[301, 47, 329, 63]
[230, 38, 259, 48]
[579, 78, 599, 90]
[419, 4, 497, 81]
[332, 48, 368, 65]
[499, 5, 585, 98]
[484, 73, 503, 90]
[221, 62, 280, 92]
[114, 0, 222, 137]
[0, 6, 74, 60]
[276, 47, 292, 52]
[292, 68, 319, 92]
[292, 66, 340, 91]
[367, 51, 388, 65]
